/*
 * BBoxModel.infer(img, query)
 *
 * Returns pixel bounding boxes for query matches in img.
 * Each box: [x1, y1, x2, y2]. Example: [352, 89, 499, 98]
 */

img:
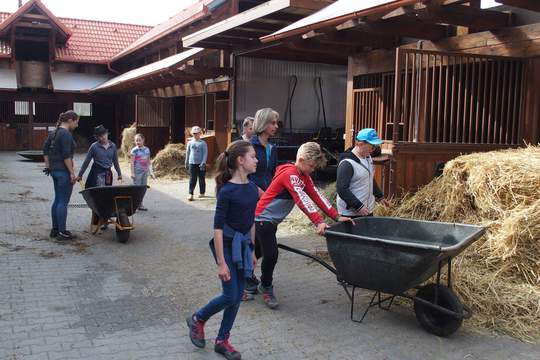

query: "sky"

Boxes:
[0, 0, 501, 26]
[0, 0, 199, 26]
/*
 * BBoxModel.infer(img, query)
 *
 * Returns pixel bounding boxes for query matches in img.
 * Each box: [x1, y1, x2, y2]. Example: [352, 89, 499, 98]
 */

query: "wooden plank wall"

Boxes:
[390, 142, 516, 195]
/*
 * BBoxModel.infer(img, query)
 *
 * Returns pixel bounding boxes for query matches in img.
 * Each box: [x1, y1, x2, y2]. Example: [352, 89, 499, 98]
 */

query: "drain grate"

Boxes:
[68, 203, 88, 208]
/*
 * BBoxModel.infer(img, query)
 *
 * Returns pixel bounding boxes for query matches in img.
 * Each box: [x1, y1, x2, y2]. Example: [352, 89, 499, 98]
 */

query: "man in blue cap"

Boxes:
[336, 128, 390, 217]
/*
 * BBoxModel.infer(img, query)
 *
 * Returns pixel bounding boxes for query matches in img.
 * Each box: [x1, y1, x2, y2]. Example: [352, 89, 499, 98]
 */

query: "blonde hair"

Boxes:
[242, 116, 254, 129]
[253, 108, 279, 134]
[296, 142, 327, 169]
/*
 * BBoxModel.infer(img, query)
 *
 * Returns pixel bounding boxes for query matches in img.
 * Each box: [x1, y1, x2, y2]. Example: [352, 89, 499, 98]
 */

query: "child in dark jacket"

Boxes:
[187, 140, 259, 360]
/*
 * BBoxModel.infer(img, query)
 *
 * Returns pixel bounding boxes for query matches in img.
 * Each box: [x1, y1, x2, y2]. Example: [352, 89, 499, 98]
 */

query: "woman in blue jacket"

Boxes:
[249, 108, 279, 193]
[245, 108, 279, 299]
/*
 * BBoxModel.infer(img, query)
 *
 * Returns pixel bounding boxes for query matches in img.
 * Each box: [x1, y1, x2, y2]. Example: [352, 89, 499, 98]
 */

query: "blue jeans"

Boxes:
[196, 245, 245, 340]
[51, 170, 73, 232]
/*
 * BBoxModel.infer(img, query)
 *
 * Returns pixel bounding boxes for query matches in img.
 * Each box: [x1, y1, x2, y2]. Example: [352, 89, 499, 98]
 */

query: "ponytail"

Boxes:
[58, 110, 79, 124]
[214, 140, 253, 194]
[50, 110, 79, 149]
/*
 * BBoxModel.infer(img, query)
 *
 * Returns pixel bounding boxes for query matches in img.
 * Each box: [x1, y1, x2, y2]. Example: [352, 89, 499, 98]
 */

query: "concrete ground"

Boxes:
[0, 151, 539, 360]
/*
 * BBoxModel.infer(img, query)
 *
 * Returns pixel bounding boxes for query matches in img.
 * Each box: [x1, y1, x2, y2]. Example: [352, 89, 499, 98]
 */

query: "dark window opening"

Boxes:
[15, 40, 49, 61]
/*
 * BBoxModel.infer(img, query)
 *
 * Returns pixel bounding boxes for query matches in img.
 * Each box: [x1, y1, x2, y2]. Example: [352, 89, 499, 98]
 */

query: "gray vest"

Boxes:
[336, 157, 375, 216]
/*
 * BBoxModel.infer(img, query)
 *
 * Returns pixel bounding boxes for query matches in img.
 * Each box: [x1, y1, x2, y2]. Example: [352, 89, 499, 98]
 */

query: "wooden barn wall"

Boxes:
[522, 57, 540, 145]
[185, 95, 204, 130]
[390, 143, 517, 195]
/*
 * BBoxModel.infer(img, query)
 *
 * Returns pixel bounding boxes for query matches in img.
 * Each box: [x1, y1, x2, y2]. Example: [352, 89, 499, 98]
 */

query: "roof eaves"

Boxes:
[259, 0, 420, 43]
[0, 0, 72, 40]
[109, 2, 210, 64]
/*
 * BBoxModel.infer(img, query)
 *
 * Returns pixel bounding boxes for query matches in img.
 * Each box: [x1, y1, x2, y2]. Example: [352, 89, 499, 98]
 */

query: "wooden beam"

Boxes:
[419, 4, 512, 31]
[496, 0, 540, 12]
[361, 17, 450, 41]
[317, 29, 399, 49]
[290, 0, 333, 11]
[14, 21, 52, 30]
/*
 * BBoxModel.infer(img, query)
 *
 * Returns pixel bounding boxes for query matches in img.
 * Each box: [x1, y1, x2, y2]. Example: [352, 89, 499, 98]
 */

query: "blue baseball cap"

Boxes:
[356, 128, 383, 145]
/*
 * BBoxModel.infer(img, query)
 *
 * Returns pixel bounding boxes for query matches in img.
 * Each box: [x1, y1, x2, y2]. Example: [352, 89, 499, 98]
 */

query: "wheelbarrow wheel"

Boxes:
[414, 284, 463, 337]
[115, 210, 130, 244]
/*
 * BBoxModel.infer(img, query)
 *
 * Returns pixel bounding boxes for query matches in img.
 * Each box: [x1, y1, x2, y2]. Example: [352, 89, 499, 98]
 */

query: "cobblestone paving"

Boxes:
[1, 152, 539, 360]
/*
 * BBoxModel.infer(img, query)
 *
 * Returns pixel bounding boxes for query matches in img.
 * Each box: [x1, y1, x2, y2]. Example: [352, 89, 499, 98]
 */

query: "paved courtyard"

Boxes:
[1, 151, 539, 360]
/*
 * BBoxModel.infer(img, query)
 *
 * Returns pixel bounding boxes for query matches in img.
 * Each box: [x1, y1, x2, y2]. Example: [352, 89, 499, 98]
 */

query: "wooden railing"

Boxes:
[393, 49, 525, 144]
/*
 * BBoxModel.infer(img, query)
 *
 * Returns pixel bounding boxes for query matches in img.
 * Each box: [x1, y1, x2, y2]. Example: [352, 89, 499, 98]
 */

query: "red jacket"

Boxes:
[255, 163, 338, 225]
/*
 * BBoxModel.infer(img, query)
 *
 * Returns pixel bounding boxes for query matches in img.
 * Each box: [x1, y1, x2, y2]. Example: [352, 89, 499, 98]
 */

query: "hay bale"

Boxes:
[152, 143, 188, 179]
[120, 123, 136, 158]
[389, 146, 540, 342]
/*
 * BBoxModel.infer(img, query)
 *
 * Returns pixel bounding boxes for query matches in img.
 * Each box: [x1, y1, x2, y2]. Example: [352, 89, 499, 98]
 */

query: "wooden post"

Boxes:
[392, 48, 403, 143]
[28, 101, 34, 150]
[344, 55, 354, 150]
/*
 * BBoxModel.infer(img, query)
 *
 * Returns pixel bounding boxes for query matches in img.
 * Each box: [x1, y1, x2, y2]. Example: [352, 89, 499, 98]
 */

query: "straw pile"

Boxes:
[151, 143, 188, 179]
[120, 123, 137, 158]
[388, 146, 540, 342]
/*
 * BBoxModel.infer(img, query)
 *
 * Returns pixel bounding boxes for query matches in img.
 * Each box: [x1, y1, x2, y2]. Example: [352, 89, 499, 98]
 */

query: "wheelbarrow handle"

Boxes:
[277, 243, 337, 276]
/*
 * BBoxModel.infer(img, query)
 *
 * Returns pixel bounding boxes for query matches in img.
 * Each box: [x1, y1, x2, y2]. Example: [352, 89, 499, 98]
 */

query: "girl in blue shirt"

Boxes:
[187, 140, 258, 360]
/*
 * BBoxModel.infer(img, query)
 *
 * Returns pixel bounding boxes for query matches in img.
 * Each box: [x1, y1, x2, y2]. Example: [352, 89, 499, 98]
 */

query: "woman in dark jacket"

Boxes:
[244, 108, 279, 300]
[249, 108, 279, 193]
[43, 110, 80, 240]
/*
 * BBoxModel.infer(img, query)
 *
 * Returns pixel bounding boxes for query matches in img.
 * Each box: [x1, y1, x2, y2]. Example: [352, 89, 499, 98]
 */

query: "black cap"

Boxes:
[94, 125, 108, 136]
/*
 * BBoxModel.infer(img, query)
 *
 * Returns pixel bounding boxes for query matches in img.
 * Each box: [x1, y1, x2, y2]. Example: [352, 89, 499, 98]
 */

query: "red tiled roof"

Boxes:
[0, 12, 151, 64]
[110, 1, 211, 63]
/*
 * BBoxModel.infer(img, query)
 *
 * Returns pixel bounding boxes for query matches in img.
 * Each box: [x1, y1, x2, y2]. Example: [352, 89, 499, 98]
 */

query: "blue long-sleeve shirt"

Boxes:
[248, 136, 277, 191]
[214, 181, 258, 236]
[185, 139, 208, 166]
[78, 141, 121, 177]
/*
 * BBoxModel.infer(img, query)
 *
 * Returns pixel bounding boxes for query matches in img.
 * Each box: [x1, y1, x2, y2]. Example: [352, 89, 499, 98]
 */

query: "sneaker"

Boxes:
[198, 194, 205, 198]
[245, 274, 259, 294]
[49, 229, 58, 238]
[138, 206, 148, 211]
[258, 284, 279, 309]
[186, 314, 205, 348]
[188, 194, 194, 201]
[57, 231, 76, 240]
[215, 338, 241, 360]
[241, 291, 254, 301]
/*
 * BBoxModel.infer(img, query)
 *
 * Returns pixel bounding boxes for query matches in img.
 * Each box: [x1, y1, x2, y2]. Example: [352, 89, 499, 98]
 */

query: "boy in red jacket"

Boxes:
[254, 142, 352, 309]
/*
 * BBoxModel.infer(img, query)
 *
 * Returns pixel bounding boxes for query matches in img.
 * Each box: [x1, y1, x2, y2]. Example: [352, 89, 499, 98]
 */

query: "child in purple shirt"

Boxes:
[130, 133, 155, 210]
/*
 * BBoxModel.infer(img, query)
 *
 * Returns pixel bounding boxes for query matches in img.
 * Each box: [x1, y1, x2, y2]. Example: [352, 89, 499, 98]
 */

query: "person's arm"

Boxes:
[43, 136, 51, 168]
[213, 189, 231, 281]
[303, 176, 339, 221]
[201, 141, 208, 165]
[373, 178, 384, 200]
[130, 149, 135, 179]
[336, 161, 365, 211]
[185, 142, 191, 168]
[77, 145, 94, 178]
[281, 172, 325, 226]
[214, 229, 230, 282]
[112, 145, 122, 178]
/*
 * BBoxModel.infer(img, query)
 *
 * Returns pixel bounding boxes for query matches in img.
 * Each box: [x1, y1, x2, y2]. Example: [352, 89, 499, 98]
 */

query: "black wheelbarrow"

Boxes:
[80, 185, 148, 243]
[17, 150, 44, 162]
[278, 216, 486, 336]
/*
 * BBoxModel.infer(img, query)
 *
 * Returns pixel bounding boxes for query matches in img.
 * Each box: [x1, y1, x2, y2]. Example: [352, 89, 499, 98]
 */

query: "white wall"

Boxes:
[235, 56, 346, 132]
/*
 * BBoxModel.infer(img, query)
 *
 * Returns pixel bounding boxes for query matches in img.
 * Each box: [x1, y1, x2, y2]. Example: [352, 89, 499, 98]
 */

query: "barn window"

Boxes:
[73, 102, 92, 117]
[14, 101, 35, 115]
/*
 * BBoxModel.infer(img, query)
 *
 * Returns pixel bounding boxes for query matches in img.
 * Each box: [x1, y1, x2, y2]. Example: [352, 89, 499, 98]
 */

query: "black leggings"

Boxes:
[188, 164, 206, 195]
[255, 221, 279, 288]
